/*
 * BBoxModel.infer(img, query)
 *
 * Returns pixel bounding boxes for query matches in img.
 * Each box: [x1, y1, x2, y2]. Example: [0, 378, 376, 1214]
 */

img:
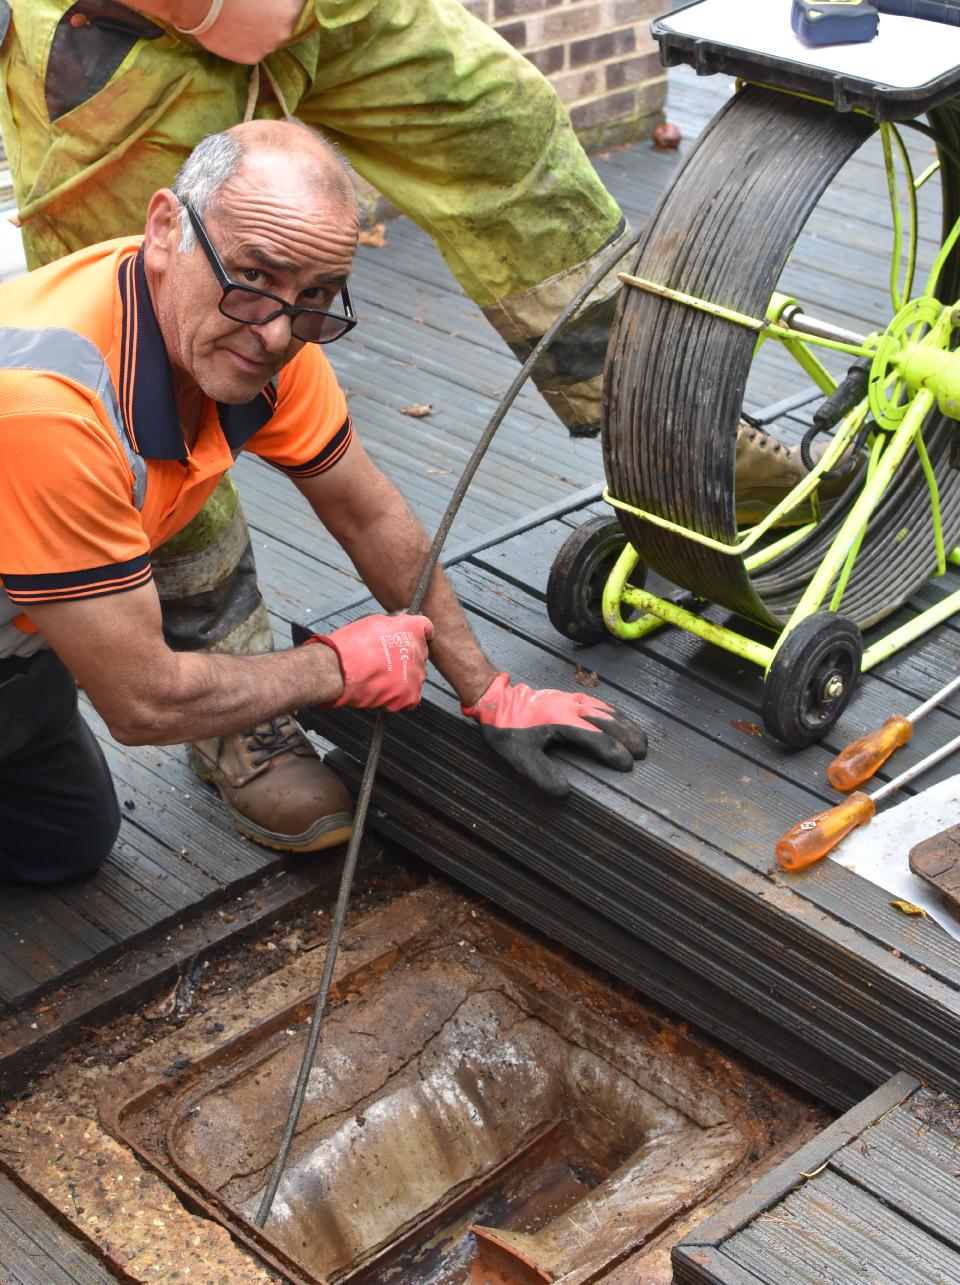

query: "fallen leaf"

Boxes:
[426, 466, 452, 475]
[144, 981, 178, 1020]
[358, 222, 386, 247]
[412, 316, 424, 324]
[732, 719, 764, 737]
[401, 403, 433, 418]
[890, 899, 928, 917]
[575, 664, 600, 688]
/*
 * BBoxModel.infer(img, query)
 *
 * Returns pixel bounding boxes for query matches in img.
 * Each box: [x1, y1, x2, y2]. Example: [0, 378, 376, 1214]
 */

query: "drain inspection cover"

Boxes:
[104, 887, 813, 1284]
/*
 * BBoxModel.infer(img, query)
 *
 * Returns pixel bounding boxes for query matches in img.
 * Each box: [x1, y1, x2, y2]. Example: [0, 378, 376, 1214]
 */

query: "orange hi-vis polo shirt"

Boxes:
[0, 237, 353, 659]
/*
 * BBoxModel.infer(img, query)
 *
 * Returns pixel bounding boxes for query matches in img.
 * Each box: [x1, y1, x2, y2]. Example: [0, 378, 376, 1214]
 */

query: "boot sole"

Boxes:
[226, 803, 354, 853]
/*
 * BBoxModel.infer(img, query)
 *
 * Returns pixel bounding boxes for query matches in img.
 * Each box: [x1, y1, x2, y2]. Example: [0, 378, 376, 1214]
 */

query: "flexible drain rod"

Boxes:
[254, 227, 643, 1228]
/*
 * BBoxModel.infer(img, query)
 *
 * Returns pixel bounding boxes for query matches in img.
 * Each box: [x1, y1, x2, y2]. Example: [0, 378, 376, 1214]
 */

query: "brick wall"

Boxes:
[464, 0, 666, 150]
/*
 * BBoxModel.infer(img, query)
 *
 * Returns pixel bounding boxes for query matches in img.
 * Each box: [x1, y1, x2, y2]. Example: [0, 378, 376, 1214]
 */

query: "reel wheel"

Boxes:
[547, 516, 645, 645]
[762, 612, 864, 748]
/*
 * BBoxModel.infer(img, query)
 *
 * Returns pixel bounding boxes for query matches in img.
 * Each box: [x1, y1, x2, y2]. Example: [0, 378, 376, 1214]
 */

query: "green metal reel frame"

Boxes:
[600, 120, 960, 680]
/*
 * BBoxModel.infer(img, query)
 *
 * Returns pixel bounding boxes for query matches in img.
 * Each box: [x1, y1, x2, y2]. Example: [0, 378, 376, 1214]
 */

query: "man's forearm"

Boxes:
[107, 643, 344, 746]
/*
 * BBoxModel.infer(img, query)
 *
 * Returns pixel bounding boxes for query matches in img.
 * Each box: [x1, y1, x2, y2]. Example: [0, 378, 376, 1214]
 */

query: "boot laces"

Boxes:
[241, 716, 313, 768]
[742, 424, 790, 457]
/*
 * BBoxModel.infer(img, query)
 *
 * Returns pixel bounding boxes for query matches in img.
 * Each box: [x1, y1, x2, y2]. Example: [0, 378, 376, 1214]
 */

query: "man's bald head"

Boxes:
[171, 120, 356, 252]
[146, 118, 359, 406]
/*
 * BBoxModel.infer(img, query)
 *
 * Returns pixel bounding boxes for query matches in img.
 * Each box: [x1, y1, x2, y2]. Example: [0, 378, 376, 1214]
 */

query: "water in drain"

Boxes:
[108, 890, 814, 1284]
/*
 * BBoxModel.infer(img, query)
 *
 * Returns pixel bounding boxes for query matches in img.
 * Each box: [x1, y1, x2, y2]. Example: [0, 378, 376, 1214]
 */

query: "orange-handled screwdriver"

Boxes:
[777, 728, 960, 871]
[827, 673, 960, 791]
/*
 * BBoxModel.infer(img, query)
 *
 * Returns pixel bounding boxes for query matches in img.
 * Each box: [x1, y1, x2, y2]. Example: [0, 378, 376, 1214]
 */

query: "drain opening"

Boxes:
[108, 890, 817, 1284]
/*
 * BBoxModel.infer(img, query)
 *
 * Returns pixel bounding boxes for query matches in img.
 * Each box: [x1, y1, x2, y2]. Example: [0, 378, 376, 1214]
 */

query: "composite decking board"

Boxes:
[672, 1251, 772, 1285]
[321, 571, 960, 986]
[32, 844, 175, 943]
[319, 705, 946, 1101]
[0, 1174, 115, 1285]
[6, 61, 955, 1037]
[340, 398, 599, 509]
[723, 1168, 960, 1284]
[305, 695, 960, 1098]
[671, 1075, 960, 1285]
[831, 1099, 960, 1248]
[330, 751, 874, 1105]
[0, 897, 113, 987]
[96, 741, 275, 883]
[0, 949, 40, 1000]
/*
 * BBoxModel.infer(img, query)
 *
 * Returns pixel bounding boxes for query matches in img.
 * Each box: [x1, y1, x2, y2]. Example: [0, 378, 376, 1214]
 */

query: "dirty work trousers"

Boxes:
[0, 651, 119, 883]
[0, 0, 628, 656]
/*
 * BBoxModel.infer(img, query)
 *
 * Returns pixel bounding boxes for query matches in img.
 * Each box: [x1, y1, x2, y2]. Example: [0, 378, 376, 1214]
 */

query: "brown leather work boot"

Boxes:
[188, 716, 353, 852]
[734, 424, 865, 528]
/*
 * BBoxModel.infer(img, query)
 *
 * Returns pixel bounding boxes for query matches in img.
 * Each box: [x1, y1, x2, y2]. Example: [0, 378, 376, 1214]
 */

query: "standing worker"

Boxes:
[0, 121, 647, 884]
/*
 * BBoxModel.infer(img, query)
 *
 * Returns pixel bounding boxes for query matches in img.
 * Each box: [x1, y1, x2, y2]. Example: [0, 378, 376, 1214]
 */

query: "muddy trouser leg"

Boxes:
[0, 651, 120, 883]
[267, 0, 631, 436]
[149, 476, 274, 657]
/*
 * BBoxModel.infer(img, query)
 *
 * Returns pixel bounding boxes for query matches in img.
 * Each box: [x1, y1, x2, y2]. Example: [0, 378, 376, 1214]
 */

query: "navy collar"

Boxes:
[117, 247, 277, 459]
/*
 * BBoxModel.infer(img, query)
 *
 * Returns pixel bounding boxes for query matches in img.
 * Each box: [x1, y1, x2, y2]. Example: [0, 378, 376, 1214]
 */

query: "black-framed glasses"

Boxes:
[184, 202, 357, 345]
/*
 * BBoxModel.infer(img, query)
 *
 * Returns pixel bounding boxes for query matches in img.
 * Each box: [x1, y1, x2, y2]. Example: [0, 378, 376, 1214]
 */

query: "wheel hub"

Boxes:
[870, 296, 960, 428]
[822, 673, 845, 701]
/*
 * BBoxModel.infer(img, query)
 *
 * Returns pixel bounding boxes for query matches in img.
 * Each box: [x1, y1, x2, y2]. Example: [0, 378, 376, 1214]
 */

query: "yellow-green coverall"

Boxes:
[0, 0, 630, 653]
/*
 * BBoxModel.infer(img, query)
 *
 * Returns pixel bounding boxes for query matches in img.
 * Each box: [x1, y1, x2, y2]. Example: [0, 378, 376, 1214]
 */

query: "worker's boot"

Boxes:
[188, 717, 353, 852]
[734, 424, 865, 527]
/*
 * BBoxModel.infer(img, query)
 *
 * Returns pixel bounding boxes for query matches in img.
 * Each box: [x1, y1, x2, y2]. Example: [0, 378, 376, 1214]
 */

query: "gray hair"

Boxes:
[171, 132, 244, 253]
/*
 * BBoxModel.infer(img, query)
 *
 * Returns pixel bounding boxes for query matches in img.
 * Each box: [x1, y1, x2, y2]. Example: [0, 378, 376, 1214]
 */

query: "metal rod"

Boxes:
[907, 672, 960, 725]
[616, 583, 774, 667]
[618, 272, 874, 358]
[778, 304, 869, 349]
[254, 225, 643, 1229]
[872, 730, 960, 804]
[861, 581, 960, 671]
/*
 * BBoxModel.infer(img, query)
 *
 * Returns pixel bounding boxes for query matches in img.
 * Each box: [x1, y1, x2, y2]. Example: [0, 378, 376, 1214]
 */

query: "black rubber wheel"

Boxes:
[546, 516, 645, 645]
[762, 612, 863, 748]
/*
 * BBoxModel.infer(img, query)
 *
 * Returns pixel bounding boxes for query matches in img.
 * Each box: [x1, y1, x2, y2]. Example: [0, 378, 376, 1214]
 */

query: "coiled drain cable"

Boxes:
[254, 226, 642, 1228]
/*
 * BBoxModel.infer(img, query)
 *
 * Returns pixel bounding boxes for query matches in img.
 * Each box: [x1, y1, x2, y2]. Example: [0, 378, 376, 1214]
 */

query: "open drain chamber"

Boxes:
[103, 887, 816, 1284]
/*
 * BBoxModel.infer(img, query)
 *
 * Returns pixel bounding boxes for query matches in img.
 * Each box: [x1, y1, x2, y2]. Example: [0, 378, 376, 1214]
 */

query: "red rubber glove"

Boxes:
[462, 672, 647, 797]
[311, 613, 433, 712]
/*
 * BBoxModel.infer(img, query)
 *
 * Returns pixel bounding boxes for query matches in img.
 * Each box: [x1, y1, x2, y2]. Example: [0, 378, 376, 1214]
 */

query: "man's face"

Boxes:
[152, 173, 359, 405]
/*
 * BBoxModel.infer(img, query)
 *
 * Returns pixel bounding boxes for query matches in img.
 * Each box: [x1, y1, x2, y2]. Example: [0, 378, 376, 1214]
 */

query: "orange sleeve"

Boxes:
[243, 345, 353, 478]
[0, 381, 152, 605]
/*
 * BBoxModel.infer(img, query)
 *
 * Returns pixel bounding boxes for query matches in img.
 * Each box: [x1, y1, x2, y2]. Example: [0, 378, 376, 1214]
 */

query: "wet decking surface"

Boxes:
[673, 1073, 960, 1285]
[3, 64, 960, 1088]
[0, 1171, 116, 1284]
[2, 54, 960, 1285]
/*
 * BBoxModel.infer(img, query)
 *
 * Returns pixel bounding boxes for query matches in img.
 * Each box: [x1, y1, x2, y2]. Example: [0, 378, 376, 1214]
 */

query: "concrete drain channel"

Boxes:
[101, 886, 817, 1284]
